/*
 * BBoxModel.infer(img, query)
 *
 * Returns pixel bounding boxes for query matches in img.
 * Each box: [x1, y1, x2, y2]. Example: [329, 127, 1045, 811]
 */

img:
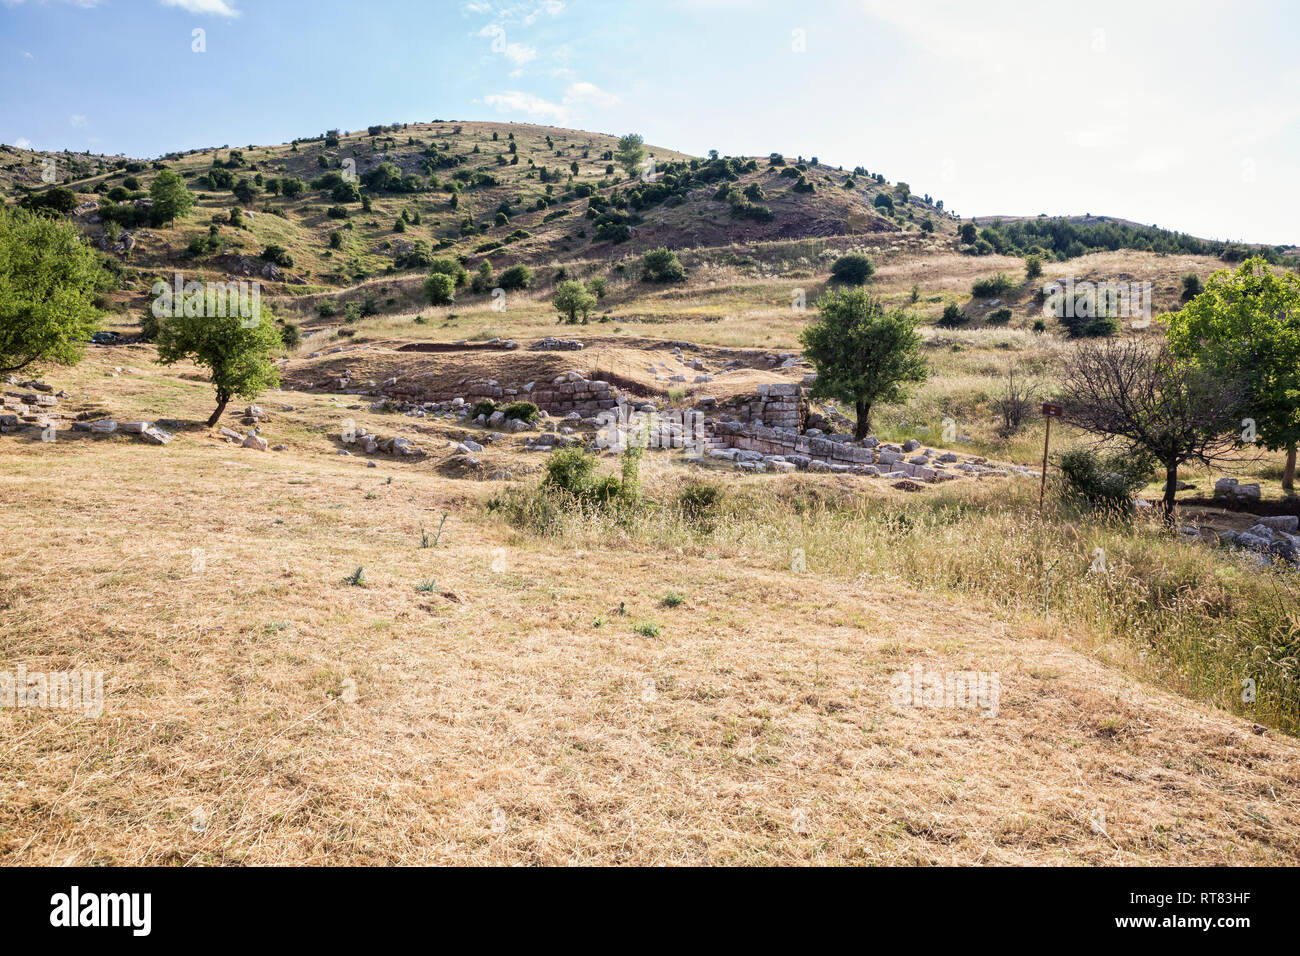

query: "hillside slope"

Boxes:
[2, 121, 950, 298]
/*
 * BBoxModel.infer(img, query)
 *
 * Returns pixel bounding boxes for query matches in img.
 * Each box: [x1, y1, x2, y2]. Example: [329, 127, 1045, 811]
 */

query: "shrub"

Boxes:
[641, 247, 686, 283]
[1056, 447, 1152, 517]
[938, 303, 969, 327]
[587, 276, 608, 299]
[471, 399, 498, 419]
[873, 193, 894, 213]
[542, 448, 598, 496]
[988, 307, 1012, 323]
[1025, 254, 1044, 280]
[278, 322, 301, 349]
[830, 253, 875, 285]
[261, 244, 293, 268]
[972, 273, 1015, 297]
[502, 401, 538, 423]
[428, 256, 468, 287]
[677, 479, 722, 525]
[1181, 273, 1203, 302]
[499, 264, 533, 290]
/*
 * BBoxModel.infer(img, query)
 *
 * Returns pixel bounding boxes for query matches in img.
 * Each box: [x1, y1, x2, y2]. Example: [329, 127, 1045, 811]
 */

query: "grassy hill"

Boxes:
[2, 120, 948, 301]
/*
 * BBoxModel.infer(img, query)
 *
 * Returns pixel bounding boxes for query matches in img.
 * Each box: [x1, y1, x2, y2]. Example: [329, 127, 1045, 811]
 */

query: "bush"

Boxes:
[972, 273, 1015, 297]
[677, 479, 723, 525]
[1025, 254, 1044, 280]
[423, 272, 455, 305]
[426, 256, 466, 287]
[261, 244, 294, 268]
[988, 307, 1012, 323]
[641, 247, 686, 283]
[499, 264, 533, 290]
[502, 401, 538, 423]
[1056, 447, 1152, 517]
[830, 253, 875, 285]
[542, 448, 599, 496]
[1181, 273, 1203, 302]
[278, 322, 301, 349]
[938, 303, 969, 327]
[471, 399, 497, 419]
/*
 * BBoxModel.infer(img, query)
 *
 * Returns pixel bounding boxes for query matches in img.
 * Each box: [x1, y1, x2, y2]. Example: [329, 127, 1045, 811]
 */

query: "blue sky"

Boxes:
[2, 0, 1298, 244]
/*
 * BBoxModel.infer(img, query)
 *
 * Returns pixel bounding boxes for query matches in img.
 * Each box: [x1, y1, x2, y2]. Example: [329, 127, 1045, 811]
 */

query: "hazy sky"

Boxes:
[2, 0, 1297, 244]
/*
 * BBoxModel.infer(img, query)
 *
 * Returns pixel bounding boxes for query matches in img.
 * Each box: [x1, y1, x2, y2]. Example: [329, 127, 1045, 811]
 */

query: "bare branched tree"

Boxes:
[995, 364, 1042, 436]
[1058, 339, 1244, 521]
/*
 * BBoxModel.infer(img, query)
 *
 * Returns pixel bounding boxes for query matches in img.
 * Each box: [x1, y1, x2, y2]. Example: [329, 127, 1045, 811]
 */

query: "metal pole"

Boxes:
[1038, 416, 1052, 513]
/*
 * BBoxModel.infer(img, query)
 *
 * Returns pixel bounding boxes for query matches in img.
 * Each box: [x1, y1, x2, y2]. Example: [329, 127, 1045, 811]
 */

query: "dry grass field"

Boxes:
[4, 331, 1300, 866]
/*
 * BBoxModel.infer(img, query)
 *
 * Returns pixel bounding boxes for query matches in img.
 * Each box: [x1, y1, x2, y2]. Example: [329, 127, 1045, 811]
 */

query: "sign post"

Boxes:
[1039, 403, 1063, 513]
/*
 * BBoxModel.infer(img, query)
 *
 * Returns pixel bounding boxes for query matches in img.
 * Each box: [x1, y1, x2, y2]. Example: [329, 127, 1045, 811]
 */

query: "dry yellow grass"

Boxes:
[3, 350, 1299, 865]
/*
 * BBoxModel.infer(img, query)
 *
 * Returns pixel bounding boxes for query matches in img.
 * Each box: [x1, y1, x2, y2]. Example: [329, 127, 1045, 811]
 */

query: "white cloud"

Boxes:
[14, 138, 33, 149]
[69, 113, 87, 128]
[159, 0, 240, 17]
[483, 90, 569, 122]
[564, 81, 618, 109]
[503, 42, 536, 65]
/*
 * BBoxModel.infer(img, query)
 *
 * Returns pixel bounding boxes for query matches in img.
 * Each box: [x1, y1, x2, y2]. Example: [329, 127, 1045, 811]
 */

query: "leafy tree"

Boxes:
[553, 279, 597, 324]
[1025, 254, 1044, 280]
[0, 207, 108, 374]
[1167, 258, 1300, 489]
[148, 169, 193, 226]
[424, 272, 455, 305]
[154, 304, 282, 427]
[830, 253, 875, 285]
[614, 133, 646, 179]
[799, 288, 928, 439]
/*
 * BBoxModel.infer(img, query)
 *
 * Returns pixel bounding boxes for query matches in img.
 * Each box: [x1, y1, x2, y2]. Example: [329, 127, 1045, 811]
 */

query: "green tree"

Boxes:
[799, 288, 927, 440]
[553, 279, 597, 324]
[614, 133, 646, 179]
[641, 247, 685, 283]
[148, 169, 193, 226]
[424, 272, 455, 305]
[1167, 257, 1300, 490]
[0, 207, 107, 374]
[428, 256, 468, 287]
[154, 304, 282, 427]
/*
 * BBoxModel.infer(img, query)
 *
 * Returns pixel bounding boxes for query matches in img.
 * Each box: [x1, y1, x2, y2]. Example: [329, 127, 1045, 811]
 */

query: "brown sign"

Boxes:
[1041, 403, 1064, 418]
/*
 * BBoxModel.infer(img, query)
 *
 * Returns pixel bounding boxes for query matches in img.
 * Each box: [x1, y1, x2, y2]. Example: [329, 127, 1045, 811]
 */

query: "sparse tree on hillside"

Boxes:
[1059, 339, 1243, 521]
[614, 133, 646, 179]
[0, 207, 108, 374]
[153, 305, 282, 427]
[1167, 258, 1300, 490]
[799, 288, 928, 440]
